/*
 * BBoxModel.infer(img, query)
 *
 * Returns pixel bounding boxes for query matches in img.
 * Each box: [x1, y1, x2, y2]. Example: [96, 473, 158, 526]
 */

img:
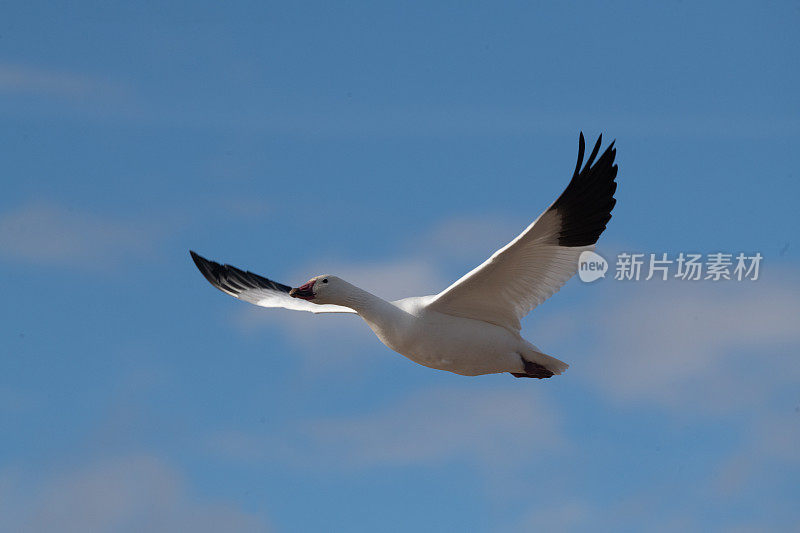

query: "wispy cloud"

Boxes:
[709, 410, 800, 499]
[208, 386, 564, 470]
[0, 202, 178, 267]
[305, 386, 564, 468]
[1, 62, 795, 140]
[0, 63, 116, 99]
[572, 278, 800, 413]
[0, 195, 275, 269]
[0, 454, 268, 532]
[417, 214, 524, 263]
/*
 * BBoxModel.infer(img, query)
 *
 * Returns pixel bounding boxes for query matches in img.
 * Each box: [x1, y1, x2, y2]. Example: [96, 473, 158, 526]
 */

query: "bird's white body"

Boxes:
[360, 296, 524, 375]
[348, 294, 556, 376]
[190, 133, 617, 379]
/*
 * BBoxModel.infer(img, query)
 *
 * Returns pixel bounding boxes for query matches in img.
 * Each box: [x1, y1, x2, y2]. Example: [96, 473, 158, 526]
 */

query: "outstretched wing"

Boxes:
[425, 133, 618, 331]
[190, 251, 356, 314]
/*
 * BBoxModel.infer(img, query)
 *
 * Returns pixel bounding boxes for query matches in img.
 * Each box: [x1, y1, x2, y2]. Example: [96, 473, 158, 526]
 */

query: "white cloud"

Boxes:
[527, 276, 800, 413]
[0, 63, 114, 99]
[0, 455, 268, 532]
[511, 500, 597, 533]
[306, 386, 564, 468]
[418, 214, 524, 262]
[710, 410, 800, 499]
[0, 202, 167, 267]
[208, 386, 565, 470]
[597, 282, 799, 411]
[234, 306, 374, 373]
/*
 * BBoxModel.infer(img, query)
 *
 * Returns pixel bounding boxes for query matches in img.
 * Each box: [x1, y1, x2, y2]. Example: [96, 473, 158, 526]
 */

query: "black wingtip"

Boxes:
[189, 250, 233, 296]
[189, 250, 293, 298]
[188, 250, 209, 275]
[574, 132, 586, 178]
[189, 250, 204, 269]
[583, 134, 603, 172]
[551, 133, 619, 247]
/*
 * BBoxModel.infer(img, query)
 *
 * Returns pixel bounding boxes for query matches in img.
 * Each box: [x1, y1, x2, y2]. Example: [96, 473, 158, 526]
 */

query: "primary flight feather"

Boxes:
[191, 133, 617, 378]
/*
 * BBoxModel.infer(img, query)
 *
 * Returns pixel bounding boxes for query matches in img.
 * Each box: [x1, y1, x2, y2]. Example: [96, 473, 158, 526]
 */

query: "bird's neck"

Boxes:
[340, 285, 409, 331]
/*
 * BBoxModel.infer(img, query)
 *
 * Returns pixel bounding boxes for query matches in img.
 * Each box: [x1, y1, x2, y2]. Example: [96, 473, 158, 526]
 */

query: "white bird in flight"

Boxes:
[191, 133, 617, 379]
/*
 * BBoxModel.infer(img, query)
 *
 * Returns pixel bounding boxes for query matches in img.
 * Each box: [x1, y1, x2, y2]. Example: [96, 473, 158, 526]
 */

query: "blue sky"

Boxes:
[1, 1, 799, 531]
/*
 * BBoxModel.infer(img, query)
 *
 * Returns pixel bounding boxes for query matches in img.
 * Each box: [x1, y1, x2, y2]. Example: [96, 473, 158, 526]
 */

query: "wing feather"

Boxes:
[190, 251, 356, 314]
[425, 133, 618, 331]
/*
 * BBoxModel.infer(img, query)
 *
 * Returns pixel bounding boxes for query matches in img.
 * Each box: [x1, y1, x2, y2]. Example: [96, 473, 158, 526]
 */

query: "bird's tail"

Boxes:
[512, 343, 569, 379]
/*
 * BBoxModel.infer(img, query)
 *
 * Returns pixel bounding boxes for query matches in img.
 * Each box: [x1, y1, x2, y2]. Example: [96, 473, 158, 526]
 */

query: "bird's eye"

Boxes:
[322, 278, 328, 283]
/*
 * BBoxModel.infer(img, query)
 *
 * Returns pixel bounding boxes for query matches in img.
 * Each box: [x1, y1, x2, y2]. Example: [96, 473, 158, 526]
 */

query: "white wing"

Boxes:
[190, 251, 356, 314]
[426, 133, 618, 331]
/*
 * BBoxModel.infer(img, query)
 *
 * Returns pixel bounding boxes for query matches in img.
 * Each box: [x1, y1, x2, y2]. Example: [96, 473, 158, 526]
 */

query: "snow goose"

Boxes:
[191, 133, 617, 378]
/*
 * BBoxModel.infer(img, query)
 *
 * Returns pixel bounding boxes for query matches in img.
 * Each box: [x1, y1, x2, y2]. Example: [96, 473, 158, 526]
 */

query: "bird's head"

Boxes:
[289, 275, 344, 305]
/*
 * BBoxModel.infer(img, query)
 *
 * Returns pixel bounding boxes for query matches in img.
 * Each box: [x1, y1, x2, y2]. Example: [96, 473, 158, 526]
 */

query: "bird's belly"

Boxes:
[387, 315, 523, 376]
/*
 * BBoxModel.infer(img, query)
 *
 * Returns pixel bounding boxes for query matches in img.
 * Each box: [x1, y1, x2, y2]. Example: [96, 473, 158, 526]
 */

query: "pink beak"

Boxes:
[289, 280, 315, 300]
